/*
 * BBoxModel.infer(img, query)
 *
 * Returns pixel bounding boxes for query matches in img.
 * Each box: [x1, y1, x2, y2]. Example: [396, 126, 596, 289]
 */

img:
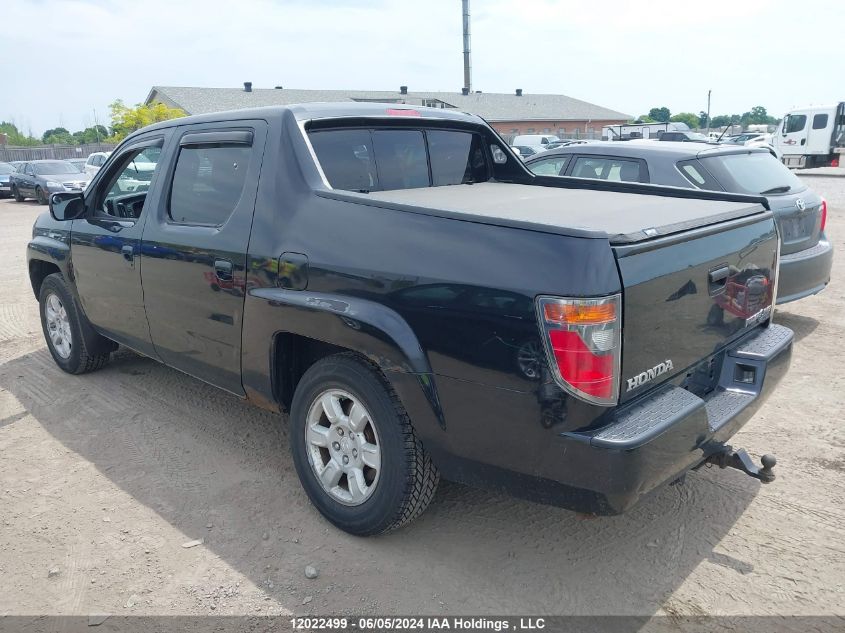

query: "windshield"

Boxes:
[686, 132, 710, 141]
[0, 163, 14, 174]
[33, 161, 78, 175]
[699, 151, 806, 195]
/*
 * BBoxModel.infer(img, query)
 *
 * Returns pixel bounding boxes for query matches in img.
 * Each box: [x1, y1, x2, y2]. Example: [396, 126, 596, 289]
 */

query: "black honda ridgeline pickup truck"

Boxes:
[28, 103, 792, 535]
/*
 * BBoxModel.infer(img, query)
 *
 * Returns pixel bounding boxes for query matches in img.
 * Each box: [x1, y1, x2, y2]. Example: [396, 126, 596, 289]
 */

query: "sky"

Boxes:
[2, 0, 842, 137]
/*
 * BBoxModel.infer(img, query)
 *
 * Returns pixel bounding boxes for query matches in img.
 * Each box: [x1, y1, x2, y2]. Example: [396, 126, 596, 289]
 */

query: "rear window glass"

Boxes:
[309, 128, 489, 192]
[813, 114, 829, 130]
[699, 151, 806, 195]
[784, 115, 806, 133]
[427, 130, 487, 185]
[372, 130, 429, 190]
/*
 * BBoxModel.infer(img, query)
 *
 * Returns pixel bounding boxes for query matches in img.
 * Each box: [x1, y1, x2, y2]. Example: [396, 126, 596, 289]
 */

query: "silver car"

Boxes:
[9, 160, 90, 205]
[525, 140, 832, 304]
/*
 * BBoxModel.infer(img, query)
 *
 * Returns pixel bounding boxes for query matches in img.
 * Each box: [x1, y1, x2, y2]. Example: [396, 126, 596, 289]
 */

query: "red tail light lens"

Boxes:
[386, 108, 421, 117]
[820, 198, 827, 233]
[537, 295, 622, 406]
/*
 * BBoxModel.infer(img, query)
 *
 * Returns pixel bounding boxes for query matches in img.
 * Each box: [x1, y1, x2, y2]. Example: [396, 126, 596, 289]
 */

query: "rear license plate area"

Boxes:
[780, 215, 813, 241]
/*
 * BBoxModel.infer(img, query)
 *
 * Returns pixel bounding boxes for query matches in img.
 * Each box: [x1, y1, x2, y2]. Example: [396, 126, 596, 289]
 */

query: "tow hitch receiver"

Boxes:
[704, 446, 777, 483]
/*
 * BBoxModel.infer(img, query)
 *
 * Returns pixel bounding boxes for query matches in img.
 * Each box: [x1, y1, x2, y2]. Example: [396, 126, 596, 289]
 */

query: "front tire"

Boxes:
[39, 273, 113, 374]
[290, 354, 439, 535]
[35, 186, 48, 205]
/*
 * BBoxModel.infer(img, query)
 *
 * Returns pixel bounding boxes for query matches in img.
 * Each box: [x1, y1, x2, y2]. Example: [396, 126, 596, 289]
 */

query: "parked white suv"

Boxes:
[84, 152, 111, 176]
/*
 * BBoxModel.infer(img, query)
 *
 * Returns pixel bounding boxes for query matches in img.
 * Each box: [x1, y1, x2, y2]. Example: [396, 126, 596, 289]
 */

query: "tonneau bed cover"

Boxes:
[358, 182, 768, 244]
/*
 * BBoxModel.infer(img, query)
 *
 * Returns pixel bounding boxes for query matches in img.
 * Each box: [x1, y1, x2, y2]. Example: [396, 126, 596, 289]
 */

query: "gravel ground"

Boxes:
[1, 181, 844, 620]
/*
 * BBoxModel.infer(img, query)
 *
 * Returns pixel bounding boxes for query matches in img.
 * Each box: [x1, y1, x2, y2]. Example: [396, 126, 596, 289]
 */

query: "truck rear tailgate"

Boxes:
[614, 215, 779, 404]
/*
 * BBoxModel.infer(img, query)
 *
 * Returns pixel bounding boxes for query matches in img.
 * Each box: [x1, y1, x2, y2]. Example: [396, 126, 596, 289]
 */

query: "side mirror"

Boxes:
[50, 191, 85, 221]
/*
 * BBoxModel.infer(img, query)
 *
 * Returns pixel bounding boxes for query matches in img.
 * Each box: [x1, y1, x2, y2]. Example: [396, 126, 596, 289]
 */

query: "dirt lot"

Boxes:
[1, 181, 844, 620]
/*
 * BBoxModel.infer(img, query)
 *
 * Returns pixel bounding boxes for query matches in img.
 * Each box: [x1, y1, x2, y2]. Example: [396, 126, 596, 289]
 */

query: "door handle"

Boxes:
[708, 265, 730, 295]
[121, 244, 134, 267]
[214, 259, 233, 282]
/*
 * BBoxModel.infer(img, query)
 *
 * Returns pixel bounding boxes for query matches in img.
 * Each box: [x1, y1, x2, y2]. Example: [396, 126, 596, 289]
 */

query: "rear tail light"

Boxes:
[386, 108, 421, 117]
[820, 198, 827, 233]
[831, 158, 839, 168]
[537, 295, 622, 406]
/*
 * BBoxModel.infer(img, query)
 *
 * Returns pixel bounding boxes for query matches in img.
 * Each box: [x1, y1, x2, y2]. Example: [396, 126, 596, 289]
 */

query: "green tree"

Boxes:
[635, 114, 655, 123]
[670, 112, 700, 129]
[0, 121, 40, 146]
[71, 125, 109, 144]
[648, 107, 671, 122]
[42, 127, 70, 143]
[107, 100, 185, 142]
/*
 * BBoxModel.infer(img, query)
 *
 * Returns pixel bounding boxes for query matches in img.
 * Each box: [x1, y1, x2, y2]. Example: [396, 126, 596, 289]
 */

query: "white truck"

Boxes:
[772, 103, 845, 168]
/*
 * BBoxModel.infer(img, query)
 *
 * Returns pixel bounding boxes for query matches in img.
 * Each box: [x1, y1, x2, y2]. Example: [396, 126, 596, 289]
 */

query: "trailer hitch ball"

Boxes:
[760, 454, 777, 482]
[705, 446, 777, 483]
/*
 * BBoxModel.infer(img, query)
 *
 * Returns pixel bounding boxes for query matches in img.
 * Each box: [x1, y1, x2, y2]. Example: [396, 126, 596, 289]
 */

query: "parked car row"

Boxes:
[0, 151, 113, 203]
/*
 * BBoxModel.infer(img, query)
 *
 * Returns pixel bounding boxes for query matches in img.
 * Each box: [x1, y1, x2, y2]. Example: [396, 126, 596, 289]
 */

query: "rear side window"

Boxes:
[677, 159, 722, 191]
[528, 156, 570, 176]
[570, 156, 643, 182]
[169, 144, 252, 225]
[309, 128, 489, 192]
[784, 115, 807, 133]
[698, 152, 806, 195]
[812, 114, 829, 130]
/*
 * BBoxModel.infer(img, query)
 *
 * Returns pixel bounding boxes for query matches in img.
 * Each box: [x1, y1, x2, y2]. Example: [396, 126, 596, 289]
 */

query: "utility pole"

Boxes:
[462, 0, 472, 94]
[93, 107, 101, 143]
[706, 89, 711, 134]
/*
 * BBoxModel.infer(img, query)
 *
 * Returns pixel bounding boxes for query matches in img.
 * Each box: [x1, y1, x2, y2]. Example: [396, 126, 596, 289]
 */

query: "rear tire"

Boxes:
[290, 354, 439, 535]
[39, 273, 113, 374]
[12, 185, 24, 202]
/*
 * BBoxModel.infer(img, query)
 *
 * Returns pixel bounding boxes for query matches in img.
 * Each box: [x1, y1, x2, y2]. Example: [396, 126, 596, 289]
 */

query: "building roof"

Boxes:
[146, 86, 631, 123]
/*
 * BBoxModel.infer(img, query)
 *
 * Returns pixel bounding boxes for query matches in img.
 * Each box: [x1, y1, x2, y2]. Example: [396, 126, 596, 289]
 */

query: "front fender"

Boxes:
[27, 226, 72, 297]
[243, 288, 446, 442]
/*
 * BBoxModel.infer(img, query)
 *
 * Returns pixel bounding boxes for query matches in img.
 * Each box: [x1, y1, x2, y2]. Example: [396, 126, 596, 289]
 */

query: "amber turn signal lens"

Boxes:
[544, 302, 617, 325]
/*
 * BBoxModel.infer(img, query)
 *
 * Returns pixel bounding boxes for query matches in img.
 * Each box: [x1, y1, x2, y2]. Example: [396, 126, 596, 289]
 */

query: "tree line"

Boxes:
[0, 100, 186, 147]
[636, 105, 780, 129]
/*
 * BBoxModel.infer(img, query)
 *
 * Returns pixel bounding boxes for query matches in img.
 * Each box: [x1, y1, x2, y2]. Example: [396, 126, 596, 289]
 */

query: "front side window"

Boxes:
[309, 128, 490, 192]
[813, 114, 829, 130]
[98, 146, 162, 219]
[169, 144, 252, 225]
[784, 115, 807, 133]
[570, 156, 642, 182]
[528, 156, 570, 176]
